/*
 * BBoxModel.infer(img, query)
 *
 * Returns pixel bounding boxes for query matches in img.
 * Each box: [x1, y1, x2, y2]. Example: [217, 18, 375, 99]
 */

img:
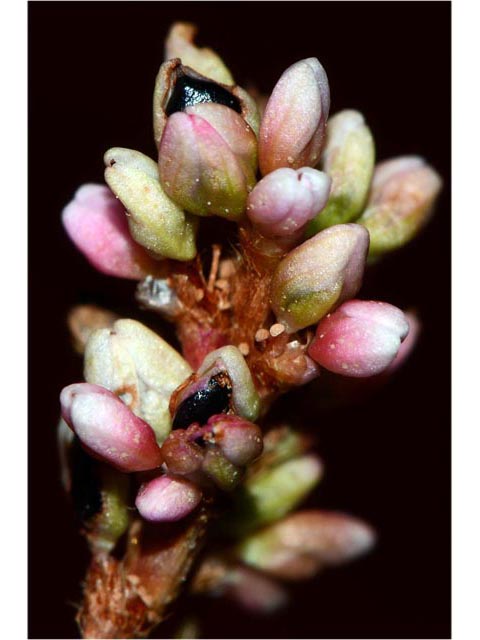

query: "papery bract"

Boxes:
[165, 23, 235, 85]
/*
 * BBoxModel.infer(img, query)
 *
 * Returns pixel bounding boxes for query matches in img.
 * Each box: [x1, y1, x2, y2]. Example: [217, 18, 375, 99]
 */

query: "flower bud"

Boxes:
[246, 167, 331, 238]
[197, 346, 261, 422]
[67, 304, 118, 355]
[258, 58, 330, 175]
[62, 184, 163, 279]
[104, 147, 197, 261]
[237, 510, 375, 580]
[165, 23, 234, 85]
[65, 436, 131, 552]
[270, 224, 369, 332]
[308, 110, 375, 233]
[160, 428, 205, 475]
[84, 319, 192, 442]
[153, 59, 259, 147]
[206, 414, 263, 466]
[357, 156, 442, 256]
[135, 474, 202, 522]
[223, 454, 323, 536]
[201, 447, 243, 491]
[308, 299, 409, 377]
[158, 103, 257, 219]
[60, 383, 163, 472]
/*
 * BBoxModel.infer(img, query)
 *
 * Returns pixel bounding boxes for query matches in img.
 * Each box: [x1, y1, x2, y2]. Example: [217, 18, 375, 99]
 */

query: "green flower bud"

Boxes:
[221, 454, 323, 537]
[308, 110, 375, 233]
[84, 318, 192, 442]
[270, 223, 369, 332]
[104, 147, 198, 261]
[357, 156, 442, 256]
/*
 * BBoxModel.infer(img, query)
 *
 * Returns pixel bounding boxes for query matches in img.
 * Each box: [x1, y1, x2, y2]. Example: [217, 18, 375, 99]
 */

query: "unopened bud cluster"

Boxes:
[58, 21, 442, 635]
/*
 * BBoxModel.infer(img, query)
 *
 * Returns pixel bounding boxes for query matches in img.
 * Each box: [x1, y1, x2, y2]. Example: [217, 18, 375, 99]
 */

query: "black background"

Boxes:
[29, 2, 451, 638]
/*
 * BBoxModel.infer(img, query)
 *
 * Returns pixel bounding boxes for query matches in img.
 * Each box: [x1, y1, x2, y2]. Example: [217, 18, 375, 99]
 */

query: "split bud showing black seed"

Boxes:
[172, 372, 233, 430]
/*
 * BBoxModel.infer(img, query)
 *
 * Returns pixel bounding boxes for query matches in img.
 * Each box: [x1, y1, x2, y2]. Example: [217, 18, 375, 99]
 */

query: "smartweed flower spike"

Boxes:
[62, 184, 162, 280]
[60, 383, 163, 472]
[259, 58, 330, 175]
[59, 22, 441, 638]
[246, 167, 331, 239]
[270, 224, 369, 332]
[84, 319, 192, 442]
[308, 110, 375, 233]
[104, 147, 198, 261]
[358, 156, 442, 257]
[308, 300, 410, 377]
[135, 474, 202, 522]
[237, 510, 376, 580]
[159, 102, 257, 219]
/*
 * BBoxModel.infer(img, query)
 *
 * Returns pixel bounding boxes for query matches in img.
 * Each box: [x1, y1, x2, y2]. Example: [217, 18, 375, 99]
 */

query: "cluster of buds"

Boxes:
[59, 22, 442, 639]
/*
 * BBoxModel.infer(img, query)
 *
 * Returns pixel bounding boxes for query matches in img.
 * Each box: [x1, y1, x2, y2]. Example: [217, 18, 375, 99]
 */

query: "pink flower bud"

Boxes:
[59, 383, 163, 472]
[160, 429, 204, 475]
[238, 510, 376, 580]
[308, 300, 409, 377]
[246, 167, 331, 238]
[158, 103, 257, 219]
[62, 184, 161, 280]
[358, 156, 442, 256]
[135, 474, 202, 522]
[259, 58, 330, 175]
[206, 414, 263, 466]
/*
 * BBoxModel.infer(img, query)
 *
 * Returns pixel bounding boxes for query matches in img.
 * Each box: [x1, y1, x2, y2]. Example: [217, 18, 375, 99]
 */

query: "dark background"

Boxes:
[29, 2, 451, 638]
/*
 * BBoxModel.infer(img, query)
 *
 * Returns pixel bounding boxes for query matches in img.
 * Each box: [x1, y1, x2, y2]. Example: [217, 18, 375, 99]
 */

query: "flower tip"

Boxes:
[259, 57, 330, 175]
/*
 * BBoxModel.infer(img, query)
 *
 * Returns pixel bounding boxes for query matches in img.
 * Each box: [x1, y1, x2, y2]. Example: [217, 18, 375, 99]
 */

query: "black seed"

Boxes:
[165, 74, 242, 116]
[70, 437, 103, 524]
[172, 375, 232, 430]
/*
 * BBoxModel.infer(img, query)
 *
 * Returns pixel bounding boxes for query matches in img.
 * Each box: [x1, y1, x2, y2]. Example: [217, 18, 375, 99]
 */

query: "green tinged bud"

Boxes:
[308, 110, 375, 233]
[104, 147, 197, 261]
[92, 464, 131, 552]
[221, 454, 323, 537]
[84, 318, 192, 442]
[357, 156, 442, 256]
[270, 224, 369, 332]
